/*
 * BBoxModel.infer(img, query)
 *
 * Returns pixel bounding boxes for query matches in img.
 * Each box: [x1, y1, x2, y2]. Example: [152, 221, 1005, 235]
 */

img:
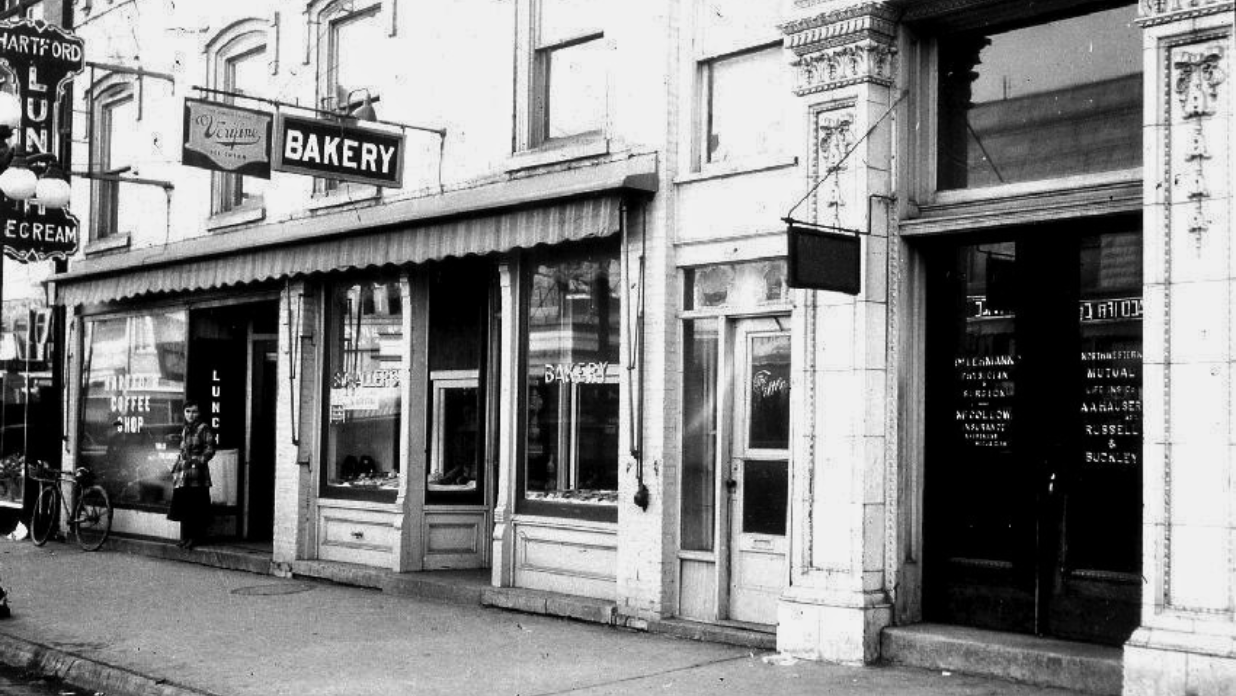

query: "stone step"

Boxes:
[881, 623, 1122, 696]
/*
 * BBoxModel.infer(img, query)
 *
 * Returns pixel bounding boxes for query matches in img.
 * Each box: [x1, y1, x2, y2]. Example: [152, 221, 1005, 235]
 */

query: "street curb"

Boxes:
[0, 631, 222, 696]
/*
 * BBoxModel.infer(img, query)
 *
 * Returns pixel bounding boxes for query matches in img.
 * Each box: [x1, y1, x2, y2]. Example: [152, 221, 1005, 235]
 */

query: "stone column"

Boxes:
[778, 0, 900, 664]
[1126, 2, 1236, 694]
[491, 261, 519, 587]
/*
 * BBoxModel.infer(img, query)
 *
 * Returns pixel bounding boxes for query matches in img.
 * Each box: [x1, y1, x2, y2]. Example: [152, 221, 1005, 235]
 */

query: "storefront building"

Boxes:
[46, 0, 1236, 694]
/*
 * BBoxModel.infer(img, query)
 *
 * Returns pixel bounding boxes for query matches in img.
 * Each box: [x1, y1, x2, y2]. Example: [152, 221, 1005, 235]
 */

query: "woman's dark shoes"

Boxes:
[176, 540, 189, 549]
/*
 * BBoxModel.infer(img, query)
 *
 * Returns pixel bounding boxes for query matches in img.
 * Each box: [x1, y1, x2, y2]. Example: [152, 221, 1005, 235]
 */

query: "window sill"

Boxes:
[675, 155, 798, 185]
[308, 183, 382, 211]
[84, 233, 131, 256]
[929, 168, 1142, 207]
[206, 204, 266, 231]
[516, 496, 618, 523]
[506, 136, 610, 172]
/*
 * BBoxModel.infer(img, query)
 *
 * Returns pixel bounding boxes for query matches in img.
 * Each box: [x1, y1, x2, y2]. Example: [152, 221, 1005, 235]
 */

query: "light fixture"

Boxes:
[0, 92, 19, 131]
[0, 152, 73, 209]
[345, 88, 377, 122]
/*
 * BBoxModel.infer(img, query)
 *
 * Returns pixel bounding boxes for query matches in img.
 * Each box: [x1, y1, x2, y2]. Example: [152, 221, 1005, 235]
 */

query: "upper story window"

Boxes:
[692, 0, 788, 171]
[700, 45, 788, 167]
[208, 24, 269, 215]
[315, 1, 384, 193]
[935, 3, 1141, 191]
[90, 81, 137, 243]
[514, 0, 607, 152]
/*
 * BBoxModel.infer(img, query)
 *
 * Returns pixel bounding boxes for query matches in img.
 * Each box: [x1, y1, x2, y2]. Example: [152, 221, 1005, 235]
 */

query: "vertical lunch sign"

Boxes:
[181, 98, 272, 177]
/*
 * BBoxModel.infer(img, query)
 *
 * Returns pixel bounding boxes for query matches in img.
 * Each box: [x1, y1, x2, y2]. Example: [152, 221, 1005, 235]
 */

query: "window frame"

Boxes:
[205, 22, 269, 220]
[695, 41, 788, 172]
[902, 0, 1144, 230]
[309, 0, 384, 198]
[319, 274, 406, 503]
[514, 0, 609, 156]
[516, 242, 622, 523]
[88, 79, 137, 246]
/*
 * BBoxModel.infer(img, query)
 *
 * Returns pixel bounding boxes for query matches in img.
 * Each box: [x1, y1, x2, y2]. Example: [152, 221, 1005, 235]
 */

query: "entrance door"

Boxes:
[245, 338, 277, 541]
[727, 318, 791, 625]
[923, 223, 1142, 645]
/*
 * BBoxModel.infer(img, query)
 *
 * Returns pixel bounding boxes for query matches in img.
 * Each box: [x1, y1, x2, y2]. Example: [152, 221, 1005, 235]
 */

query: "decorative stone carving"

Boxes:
[1170, 45, 1226, 244]
[793, 40, 896, 95]
[1139, 0, 1235, 26]
[815, 110, 855, 226]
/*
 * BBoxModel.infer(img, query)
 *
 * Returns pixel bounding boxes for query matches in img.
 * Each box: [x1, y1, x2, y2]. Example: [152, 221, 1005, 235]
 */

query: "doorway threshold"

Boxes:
[881, 623, 1122, 696]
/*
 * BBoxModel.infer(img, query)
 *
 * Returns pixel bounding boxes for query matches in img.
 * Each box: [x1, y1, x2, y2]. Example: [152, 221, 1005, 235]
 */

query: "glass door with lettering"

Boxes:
[923, 223, 1142, 645]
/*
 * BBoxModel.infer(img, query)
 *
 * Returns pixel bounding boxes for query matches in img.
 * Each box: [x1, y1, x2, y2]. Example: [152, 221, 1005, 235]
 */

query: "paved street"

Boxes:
[0, 538, 1090, 696]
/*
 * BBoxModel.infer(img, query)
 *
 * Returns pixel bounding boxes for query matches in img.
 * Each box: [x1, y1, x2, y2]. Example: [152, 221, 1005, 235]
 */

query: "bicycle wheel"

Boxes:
[73, 485, 112, 551]
[31, 486, 59, 546]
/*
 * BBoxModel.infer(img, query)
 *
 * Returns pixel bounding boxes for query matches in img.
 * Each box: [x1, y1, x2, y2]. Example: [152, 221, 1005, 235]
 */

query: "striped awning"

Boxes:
[53, 153, 657, 307]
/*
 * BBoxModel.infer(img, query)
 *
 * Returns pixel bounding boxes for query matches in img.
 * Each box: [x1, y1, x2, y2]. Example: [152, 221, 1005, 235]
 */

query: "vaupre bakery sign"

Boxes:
[273, 113, 404, 187]
[181, 98, 272, 177]
[0, 19, 85, 262]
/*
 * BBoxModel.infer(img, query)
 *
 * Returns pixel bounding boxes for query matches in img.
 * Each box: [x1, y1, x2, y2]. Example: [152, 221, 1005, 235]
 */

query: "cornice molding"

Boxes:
[791, 40, 897, 95]
[1137, 0, 1236, 26]
[781, 2, 899, 56]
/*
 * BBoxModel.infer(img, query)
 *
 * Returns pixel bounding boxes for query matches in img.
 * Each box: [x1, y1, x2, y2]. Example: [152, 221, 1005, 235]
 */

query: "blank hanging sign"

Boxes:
[786, 223, 861, 295]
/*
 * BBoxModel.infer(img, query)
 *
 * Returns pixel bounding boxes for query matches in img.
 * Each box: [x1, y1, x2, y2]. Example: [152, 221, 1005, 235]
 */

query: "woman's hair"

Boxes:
[184, 400, 200, 410]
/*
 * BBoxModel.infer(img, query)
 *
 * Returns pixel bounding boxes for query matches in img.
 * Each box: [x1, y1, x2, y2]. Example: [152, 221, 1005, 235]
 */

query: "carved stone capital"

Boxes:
[1174, 45, 1227, 117]
[1138, 0, 1235, 27]
[792, 40, 897, 95]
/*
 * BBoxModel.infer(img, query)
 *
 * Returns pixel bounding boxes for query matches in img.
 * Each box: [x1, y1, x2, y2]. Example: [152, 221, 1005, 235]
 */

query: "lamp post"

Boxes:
[0, 91, 73, 211]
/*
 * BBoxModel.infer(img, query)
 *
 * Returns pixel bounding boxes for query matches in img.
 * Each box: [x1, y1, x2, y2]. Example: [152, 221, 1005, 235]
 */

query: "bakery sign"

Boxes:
[181, 98, 272, 177]
[273, 113, 404, 187]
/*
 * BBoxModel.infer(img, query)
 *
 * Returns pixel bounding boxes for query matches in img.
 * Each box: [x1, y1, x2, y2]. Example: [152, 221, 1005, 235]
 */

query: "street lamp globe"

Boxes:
[0, 165, 37, 200]
[34, 176, 71, 209]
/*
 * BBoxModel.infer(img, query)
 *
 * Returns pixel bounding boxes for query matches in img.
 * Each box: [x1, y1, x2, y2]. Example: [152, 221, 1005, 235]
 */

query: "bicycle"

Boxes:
[28, 464, 113, 551]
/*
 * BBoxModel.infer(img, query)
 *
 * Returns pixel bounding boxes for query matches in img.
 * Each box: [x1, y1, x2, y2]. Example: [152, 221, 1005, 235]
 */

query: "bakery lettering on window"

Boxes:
[543, 362, 609, 384]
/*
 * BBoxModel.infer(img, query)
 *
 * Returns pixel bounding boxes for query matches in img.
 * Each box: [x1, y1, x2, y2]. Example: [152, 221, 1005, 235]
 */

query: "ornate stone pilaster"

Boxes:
[777, 0, 899, 665]
[1125, 4, 1235, 694]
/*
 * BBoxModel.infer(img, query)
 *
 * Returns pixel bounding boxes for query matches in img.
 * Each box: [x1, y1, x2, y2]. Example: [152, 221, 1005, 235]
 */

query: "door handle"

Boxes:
[725, 479, 737, 492]
[1047, 472, 1056, 495]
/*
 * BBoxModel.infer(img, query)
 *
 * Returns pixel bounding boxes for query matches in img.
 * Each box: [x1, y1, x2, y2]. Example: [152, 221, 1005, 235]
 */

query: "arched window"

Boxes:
[205, 21, 270, 216]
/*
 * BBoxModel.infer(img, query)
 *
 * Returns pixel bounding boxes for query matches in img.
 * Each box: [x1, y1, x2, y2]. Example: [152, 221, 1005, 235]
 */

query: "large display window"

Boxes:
[322, 278, 404, 500]
[79, 311, 187, 510]
[521, 243, 621, 519]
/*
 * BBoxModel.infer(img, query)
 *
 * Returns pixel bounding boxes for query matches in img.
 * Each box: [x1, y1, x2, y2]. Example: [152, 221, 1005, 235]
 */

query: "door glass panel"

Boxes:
[747, 334, 790, 450]
[430, 384, 480, 490]
[1068, 232, 1142, 574]
[742, 460, 787, 535]
[944, 242, 1021, 563]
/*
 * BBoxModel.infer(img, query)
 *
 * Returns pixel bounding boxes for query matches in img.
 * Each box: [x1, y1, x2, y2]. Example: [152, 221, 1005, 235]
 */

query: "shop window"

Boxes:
[426, 263, 490, 505]
[681, 320, 717, 551]
[699, 44, 788, 168]
[522, 245, 621, 516]
[323, 279, 404, 500]
[518, 0, 607, 150]
[207, 25, 268, 215]
[314, 1, 383, 194]
[684, 259, 788, 311]
[935, 3, 1141, 191]
[78, 312, 188, 511]
[90, 81, 137, 242]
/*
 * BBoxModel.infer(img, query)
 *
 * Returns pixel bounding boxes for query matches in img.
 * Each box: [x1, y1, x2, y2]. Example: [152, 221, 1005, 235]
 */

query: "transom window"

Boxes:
[935, 3, 1141, 191]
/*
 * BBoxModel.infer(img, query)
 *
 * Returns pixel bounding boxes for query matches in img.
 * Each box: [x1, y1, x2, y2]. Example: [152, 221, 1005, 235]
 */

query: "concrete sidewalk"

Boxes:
[0, 538, 1087, 696]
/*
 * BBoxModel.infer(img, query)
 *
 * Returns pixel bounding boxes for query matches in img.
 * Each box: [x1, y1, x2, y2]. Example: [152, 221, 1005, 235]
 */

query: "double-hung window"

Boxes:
[316, 1, 383, 194]
[693, 0, 789, 171]
[90, 82, 137, 243]
[208, 26, 269, 216]
[523, 0, 606, 149]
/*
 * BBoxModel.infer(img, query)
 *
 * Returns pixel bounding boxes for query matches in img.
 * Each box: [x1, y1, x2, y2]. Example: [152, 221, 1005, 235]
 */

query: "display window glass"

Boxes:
[79, 312, 188, 510]
[681, 319, 717, 551]
[522, 244, 621, 515]
[936, 3, 1141, 190]
[323, 279, 404, 500]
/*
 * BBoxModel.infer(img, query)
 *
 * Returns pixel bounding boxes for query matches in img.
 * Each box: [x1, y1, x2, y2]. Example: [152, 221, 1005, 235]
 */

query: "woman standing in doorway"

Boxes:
[167, 400, 214, 549]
